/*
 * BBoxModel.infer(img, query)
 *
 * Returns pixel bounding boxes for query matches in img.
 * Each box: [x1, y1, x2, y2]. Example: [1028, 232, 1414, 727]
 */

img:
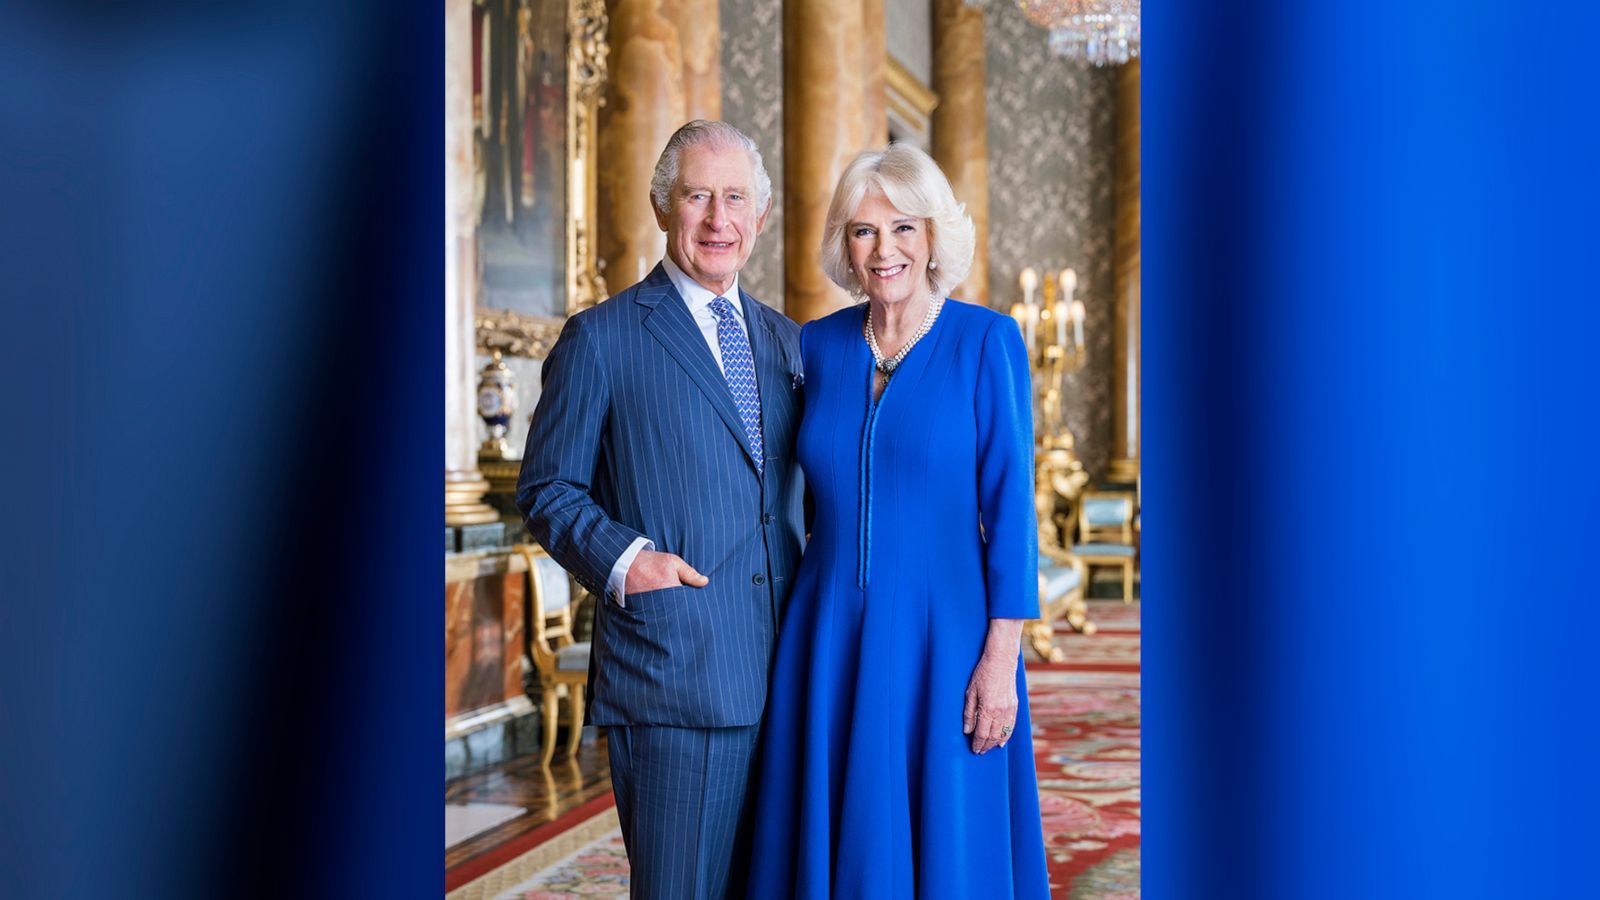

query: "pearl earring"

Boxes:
[928, 259, 938, 271]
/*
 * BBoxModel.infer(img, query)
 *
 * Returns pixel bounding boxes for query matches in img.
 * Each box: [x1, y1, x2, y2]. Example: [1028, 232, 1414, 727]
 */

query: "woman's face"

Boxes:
[846, 189, 932, 308]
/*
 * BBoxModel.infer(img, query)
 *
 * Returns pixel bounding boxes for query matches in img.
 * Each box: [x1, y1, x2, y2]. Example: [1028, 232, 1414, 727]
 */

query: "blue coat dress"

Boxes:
[747, 300, 1051, 899]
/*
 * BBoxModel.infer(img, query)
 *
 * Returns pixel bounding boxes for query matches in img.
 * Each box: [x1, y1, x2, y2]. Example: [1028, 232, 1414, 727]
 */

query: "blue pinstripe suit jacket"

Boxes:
[516, 263, 806, 728]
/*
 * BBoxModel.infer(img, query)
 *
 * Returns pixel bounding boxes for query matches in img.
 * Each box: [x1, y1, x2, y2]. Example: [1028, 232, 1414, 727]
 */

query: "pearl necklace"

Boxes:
[864, 293, 943, 376]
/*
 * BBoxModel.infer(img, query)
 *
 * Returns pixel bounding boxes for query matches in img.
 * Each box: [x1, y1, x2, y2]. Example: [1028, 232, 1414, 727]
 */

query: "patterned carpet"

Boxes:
[1029, 668, 1141, 898]
[450, 601, 1141, 898]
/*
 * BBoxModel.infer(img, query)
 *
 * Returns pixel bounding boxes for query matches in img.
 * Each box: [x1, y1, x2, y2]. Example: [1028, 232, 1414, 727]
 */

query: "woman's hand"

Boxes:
[963, 619, 1025, 754]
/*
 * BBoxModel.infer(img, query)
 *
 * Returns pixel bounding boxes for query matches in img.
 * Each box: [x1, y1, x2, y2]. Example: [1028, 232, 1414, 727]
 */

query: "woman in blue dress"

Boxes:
[746, 144, 1050, 899]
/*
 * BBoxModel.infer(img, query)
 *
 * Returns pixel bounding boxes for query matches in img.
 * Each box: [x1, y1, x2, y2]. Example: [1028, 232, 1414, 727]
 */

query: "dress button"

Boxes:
[753, 574, 767, 586]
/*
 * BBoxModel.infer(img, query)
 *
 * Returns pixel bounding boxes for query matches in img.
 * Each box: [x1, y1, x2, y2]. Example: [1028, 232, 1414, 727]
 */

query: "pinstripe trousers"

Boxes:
[607, 724, 762, 900]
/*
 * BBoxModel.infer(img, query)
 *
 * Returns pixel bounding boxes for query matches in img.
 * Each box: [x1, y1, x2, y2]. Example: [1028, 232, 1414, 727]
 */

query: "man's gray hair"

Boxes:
[649, 120, 774, 216]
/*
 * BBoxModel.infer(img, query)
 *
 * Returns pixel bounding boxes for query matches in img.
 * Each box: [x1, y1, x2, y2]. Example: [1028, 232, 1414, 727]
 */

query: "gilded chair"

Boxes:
[1025, 440, 1096, 660]
[512, 544, 590, 766]
[1029, 548, 1092, 660]
[1073, 491, 1139, 603]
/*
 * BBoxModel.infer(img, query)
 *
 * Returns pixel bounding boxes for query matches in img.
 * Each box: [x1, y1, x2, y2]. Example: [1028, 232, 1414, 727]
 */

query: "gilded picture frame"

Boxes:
[475, 0, 609, 359]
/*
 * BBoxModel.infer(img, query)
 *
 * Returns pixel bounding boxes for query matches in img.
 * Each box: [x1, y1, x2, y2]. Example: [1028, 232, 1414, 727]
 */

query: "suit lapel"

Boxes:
[637, 265, 759, 474]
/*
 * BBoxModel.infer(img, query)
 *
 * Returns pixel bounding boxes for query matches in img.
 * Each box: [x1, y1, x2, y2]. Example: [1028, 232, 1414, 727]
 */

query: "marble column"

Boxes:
[665, 0, 721, 121]
[784, 0, 870, 323]
[598, 0, 720, 288]
[862, 0, 888, 147]
[446, 0, 497, 527]
[1108, 59, 1141, 484]
[931, 0, 990, 308]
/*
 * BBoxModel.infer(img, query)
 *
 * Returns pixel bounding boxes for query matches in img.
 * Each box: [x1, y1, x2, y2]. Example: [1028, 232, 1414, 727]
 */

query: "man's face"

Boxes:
[654, 142, 769, 296]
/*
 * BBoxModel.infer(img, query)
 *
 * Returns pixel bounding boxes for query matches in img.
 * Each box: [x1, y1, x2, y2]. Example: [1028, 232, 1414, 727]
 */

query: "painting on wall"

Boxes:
[469, 0, 609, 468]
[474, 0, 569, 320]
[472, 0, 607, 364]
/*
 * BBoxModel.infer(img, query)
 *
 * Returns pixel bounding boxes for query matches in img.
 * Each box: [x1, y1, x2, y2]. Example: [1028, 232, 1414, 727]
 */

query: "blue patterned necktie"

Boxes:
[710, 296, 764, 475]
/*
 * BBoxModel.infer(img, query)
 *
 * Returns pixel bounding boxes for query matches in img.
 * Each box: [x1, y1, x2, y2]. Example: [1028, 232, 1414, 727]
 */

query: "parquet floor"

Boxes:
[445, 732, 613, 871]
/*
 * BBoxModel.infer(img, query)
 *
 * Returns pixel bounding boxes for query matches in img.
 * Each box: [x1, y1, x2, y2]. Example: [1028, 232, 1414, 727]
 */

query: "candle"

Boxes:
[1058, 269, 1076, 348]
[1020, 267, 1038, 309]
[1071, 299, 1086, 349]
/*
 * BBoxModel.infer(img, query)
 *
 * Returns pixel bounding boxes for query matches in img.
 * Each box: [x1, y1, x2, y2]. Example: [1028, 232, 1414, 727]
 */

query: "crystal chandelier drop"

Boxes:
[1016, 0, 1140, 66]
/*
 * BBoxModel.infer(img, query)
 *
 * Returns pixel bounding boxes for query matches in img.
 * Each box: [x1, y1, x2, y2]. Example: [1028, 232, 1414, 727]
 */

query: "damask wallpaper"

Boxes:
[984, 2, 1118, 481]
[719, 0, 786, 311]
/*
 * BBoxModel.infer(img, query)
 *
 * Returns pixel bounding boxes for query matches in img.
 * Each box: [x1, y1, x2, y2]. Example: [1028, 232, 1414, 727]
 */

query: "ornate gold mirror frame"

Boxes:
[476, 0, 609, 359]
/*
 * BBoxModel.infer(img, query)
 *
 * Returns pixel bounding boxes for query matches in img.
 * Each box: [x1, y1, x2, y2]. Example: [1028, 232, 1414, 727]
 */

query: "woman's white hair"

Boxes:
[819, 143, 976, 301]
[649, 120, 773, 216]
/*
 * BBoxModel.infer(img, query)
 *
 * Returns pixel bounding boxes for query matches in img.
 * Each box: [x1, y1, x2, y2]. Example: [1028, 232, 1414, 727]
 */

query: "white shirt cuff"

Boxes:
[607, 536, 654, 608]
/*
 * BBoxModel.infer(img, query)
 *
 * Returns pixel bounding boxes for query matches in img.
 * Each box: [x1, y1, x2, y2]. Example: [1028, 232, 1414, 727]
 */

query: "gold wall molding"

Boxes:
[476, 306, 564, 359]
[887, 56, 939, 120]
[885, 55, 938, 147]
[568, 0, 610, 312]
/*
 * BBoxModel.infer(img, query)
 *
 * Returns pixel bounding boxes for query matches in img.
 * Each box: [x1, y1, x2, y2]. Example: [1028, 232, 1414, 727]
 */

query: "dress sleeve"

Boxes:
[975, 315, 1040, 620]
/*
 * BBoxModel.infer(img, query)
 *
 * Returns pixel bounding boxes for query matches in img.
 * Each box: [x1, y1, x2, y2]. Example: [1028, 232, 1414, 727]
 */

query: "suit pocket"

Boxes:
[620, 584, 694, 617]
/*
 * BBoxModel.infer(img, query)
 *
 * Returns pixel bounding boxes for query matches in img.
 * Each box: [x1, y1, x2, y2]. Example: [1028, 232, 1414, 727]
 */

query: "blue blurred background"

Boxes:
[1, 0, 1597, 897]
[0, 1, 437, 896]
[1144, 0, 1600, 897]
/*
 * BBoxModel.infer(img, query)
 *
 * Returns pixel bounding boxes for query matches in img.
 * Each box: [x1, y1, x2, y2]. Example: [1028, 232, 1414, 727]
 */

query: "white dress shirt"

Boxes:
[607, 257, 750, 606]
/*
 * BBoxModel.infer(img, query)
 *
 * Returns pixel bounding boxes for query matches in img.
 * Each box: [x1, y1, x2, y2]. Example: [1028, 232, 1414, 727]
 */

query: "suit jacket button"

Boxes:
[762, 514, 774, 525]
[753, 574, 767, 586]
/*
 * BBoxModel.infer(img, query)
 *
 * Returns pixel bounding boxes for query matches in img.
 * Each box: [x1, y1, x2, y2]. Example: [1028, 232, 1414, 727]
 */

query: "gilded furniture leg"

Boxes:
[1027, 570, 1067, 662]
[1066, 558, 1093, 634]
[541, 685, 559, 767]
[539, 764, 560, 819]
[1063, 587, 1097, 636]
[565, 683, 585, 758]
[1123, 560, 1134, 603]
[1027, 618, 1065, 663]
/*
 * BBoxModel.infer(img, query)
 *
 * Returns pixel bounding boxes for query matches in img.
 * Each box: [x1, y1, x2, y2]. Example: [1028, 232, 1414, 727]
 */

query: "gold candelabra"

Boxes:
[1011, 266, 1096, 650]
[1011, 267, 1091, 542]
[1010, 266, 1087, 440]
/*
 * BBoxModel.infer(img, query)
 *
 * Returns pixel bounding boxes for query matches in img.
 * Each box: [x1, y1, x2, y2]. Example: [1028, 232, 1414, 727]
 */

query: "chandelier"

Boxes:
[1016, 0, 1140, 66]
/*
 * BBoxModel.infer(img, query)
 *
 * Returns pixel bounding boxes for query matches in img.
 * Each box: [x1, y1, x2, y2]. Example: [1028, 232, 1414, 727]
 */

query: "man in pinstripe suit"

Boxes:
[516, 121, 805, 899]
